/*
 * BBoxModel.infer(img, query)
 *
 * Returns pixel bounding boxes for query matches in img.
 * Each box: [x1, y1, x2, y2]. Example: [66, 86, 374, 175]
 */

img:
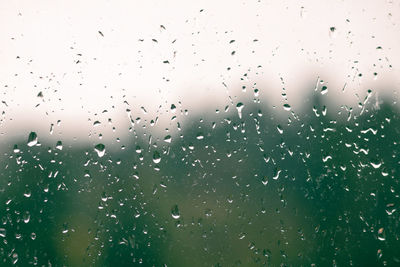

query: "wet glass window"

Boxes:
[1, 1, 399, 266]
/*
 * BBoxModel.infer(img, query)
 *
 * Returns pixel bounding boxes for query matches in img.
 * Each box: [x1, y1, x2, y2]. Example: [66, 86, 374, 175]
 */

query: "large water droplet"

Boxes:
[94, 143, 106, 157]
[171, 204, 180, 219]
[27, 132, 38, 147]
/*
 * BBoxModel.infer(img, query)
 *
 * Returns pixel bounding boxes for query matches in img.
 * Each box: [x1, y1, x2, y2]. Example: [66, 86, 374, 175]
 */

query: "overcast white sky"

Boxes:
[0, 0, 399, 145]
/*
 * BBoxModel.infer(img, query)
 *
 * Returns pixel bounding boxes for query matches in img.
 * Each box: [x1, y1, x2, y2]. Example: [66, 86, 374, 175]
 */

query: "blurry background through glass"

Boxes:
[0, 0, 399, 266]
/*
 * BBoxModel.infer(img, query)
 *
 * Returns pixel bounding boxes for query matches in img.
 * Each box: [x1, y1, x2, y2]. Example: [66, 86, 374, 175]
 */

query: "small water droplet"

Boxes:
[272, 169, 281, 180]
[27, 132, 38, 147]
[23, 188, 31, 198]
[13, 145, 20, 153]
[196, 133, 204, 140]
[153, 151, 161, 164]
[55, 141, 63, 150]
[321, 86, 328, 95]
[283, 103, 291, 111]
[277, 125, 283, 134]
[171, 104, 177, 113]
[378, 228, 385, 241]
[370, 161, 382, 169]
[385, 203, 396, 215]
[94, 144, 106, 157]
[23, 211, 30, 223]
[236, 102, 244, 119]
[0, 228, 6, 238]
[171, 204, 180, 219]
[238, 232, 246, 240]
[164, 135, 172, 143]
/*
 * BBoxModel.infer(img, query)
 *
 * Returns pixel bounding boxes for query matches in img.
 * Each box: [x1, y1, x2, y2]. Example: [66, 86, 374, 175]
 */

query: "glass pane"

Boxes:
[1, 0, 399, 266]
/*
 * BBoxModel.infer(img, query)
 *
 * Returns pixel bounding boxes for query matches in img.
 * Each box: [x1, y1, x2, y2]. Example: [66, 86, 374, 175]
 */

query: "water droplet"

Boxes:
[321, 86, 328, 95]
[236, 102, 244, 119]
[27, 132, 38, 147]
[329, 26, 337, 38]
[153, 151, 161, 164]
[277, 125, 283, 134]
[13, 145, 20, 153]
[0, 228, 6, 238]
[62, 223, 69, 234]
[238, 232, 246, 240]
[93, 120, 101, 127]
[11, 253, 18, 264]
[370, 161, 382, 169]
[385, 203, 396, 215]
[171, 104, 177, 113]
[23, 211, 30, 223]
[164, 135, 172, 143]
[94, 143, 106, 157]
[378, 228, 385, 241]
[55, 141, 63, 150]
[283, 103, 291, 111]
[23, 188, 31, 198]
[262, 176, 268, 185]
[196, 133, 204, 140]
[171, 204, 180, 219]
[272, 169, 281, 180]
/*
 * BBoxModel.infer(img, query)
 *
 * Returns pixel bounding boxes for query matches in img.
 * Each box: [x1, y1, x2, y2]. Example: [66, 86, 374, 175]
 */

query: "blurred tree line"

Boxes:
[0, 90, 399, 266]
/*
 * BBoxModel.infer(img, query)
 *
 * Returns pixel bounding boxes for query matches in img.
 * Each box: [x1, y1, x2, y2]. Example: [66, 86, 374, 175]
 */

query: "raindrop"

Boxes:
[55, 141, 63, 150]
[277, 125, 283, 134]
[236, 102, 244, 119]
[23, 188, 31, 198]
[171, 104, 177, 113]
[164, 135, 172, 143]
[196, 133, 204, 140]
[378, 228, 385, 241]
[238, 232, 246, 240]
[272, 169, 281, 180]
[385, 203, 396, 215]
[370, 161, 382, 169]
[153, 151, 161, 164]
[321, 86, 328, 95]
[94, 143, 106, 157]
[27, 132, 38, 147]
[171, 204, 180, 219]
[262, 176, 268, 185]
[13, 145, 20, 153]
[0, 228, 6, 238]
[23, 211, 30, 223]
[283, 103, 291, 111]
